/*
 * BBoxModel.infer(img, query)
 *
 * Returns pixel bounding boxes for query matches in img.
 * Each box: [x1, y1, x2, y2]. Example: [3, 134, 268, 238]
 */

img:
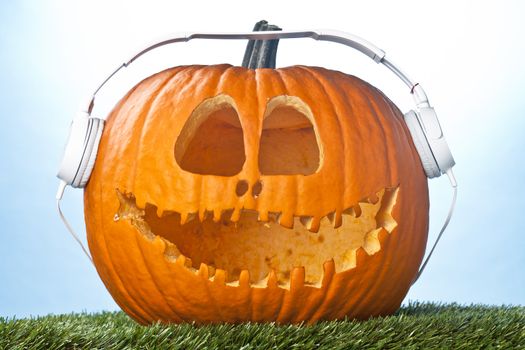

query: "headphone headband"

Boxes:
[60, 29, 455, 190]
[56, 28, 458, 285]
[89, 30, 427, 110]
[127, 30, 385, 65]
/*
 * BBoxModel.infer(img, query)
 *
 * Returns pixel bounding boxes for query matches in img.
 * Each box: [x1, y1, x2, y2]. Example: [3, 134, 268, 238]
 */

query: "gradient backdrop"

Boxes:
[1, 0, 524, 318]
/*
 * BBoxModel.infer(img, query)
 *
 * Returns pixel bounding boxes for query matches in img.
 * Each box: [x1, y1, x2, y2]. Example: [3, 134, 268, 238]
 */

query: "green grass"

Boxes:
[1, 302, 524, 349]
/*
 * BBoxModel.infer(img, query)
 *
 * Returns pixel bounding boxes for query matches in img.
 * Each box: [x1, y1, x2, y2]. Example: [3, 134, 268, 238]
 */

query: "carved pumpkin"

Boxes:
[84, 63, 429, 324]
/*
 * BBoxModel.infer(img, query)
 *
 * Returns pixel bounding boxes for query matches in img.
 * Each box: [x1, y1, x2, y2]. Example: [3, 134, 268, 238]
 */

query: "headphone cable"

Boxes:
[412, 169, 457, 285]
[56, 180, 94, 264]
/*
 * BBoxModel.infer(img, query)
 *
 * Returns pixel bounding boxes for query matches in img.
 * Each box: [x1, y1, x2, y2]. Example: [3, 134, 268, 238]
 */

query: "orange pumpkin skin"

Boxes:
[84, 64, 429, 324]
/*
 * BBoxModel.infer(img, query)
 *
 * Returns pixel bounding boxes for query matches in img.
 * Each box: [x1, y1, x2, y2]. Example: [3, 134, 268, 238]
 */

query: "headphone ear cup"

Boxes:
[57, 114, 105, 188]
[404, 110, 441, 178]
[76, 118, 104, 188]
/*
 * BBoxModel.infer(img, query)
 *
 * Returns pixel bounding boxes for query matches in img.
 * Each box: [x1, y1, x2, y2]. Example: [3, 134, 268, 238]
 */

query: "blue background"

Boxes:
[1, 0, 524, 318]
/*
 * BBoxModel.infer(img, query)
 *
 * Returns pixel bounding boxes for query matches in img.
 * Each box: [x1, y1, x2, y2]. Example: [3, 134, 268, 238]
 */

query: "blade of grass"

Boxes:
[1, 302, 524, 350]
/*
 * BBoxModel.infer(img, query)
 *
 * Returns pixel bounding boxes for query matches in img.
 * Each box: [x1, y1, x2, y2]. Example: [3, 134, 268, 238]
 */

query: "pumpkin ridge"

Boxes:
[351, 184, 406, 317]
[94, 185, 158, 323]
[303, 260, 335, 322]
[304, 68, 356, 212]
[130, 68, 186, 197]
[134, 232, 187, 322]
[306, 259, 338, 323]
[271, 68, 299, 220]
[87, 99, 162, 324]
[294, 66, 348, 216]
[359, 81, 393, 182]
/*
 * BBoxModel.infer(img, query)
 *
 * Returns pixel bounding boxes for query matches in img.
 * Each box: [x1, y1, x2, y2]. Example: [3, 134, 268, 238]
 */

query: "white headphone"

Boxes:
[56, 29, 457, 283]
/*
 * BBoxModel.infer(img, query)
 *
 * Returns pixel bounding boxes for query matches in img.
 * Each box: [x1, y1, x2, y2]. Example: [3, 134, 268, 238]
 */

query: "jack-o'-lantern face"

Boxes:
[85, 65, 429, 324]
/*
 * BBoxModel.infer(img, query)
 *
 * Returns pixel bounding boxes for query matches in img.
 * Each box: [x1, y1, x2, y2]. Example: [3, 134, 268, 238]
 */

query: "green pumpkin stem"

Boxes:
[242, 20, 282, 69]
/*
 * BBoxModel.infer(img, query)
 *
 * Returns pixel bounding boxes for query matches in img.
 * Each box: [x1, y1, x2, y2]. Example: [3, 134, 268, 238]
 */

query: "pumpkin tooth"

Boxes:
[355, 247, 368, 267]
[278, 212, 294, 229]
[213, 269, 227, 284]
[309, 217, 321, 233]
[184, 257, 194, 269]
[180, 212, 197, 225]
[354, 204, 363, 218]
[230, 208, 241, 222]
[179, 212, 188, 225]
[328, 211, 343, 228]
[258, 210, 269, 222]
[198, 263, 209, 278]
[175, 255, 187, 267]
[198, 209, 206, 222]
[156, 206, 165, 218]
[321, 259, 336, 287]
[266, 269, 278, 288]
[239, 270, 250, 287]
[290, 266, 306, 290]
[212, 209, 222, 223]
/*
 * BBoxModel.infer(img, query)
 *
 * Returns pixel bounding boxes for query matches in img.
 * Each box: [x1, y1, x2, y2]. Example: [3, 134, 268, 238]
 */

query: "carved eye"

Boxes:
[258, 96, 322, 175]
[175, 94, 245, 176]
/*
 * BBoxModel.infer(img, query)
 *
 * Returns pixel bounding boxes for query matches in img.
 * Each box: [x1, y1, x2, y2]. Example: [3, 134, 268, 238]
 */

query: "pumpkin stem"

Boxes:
[242, 20, 282, 69]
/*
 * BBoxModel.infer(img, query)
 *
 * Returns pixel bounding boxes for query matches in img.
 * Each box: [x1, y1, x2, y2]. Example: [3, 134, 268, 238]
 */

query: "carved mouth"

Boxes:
[115, 187, 399, 289]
